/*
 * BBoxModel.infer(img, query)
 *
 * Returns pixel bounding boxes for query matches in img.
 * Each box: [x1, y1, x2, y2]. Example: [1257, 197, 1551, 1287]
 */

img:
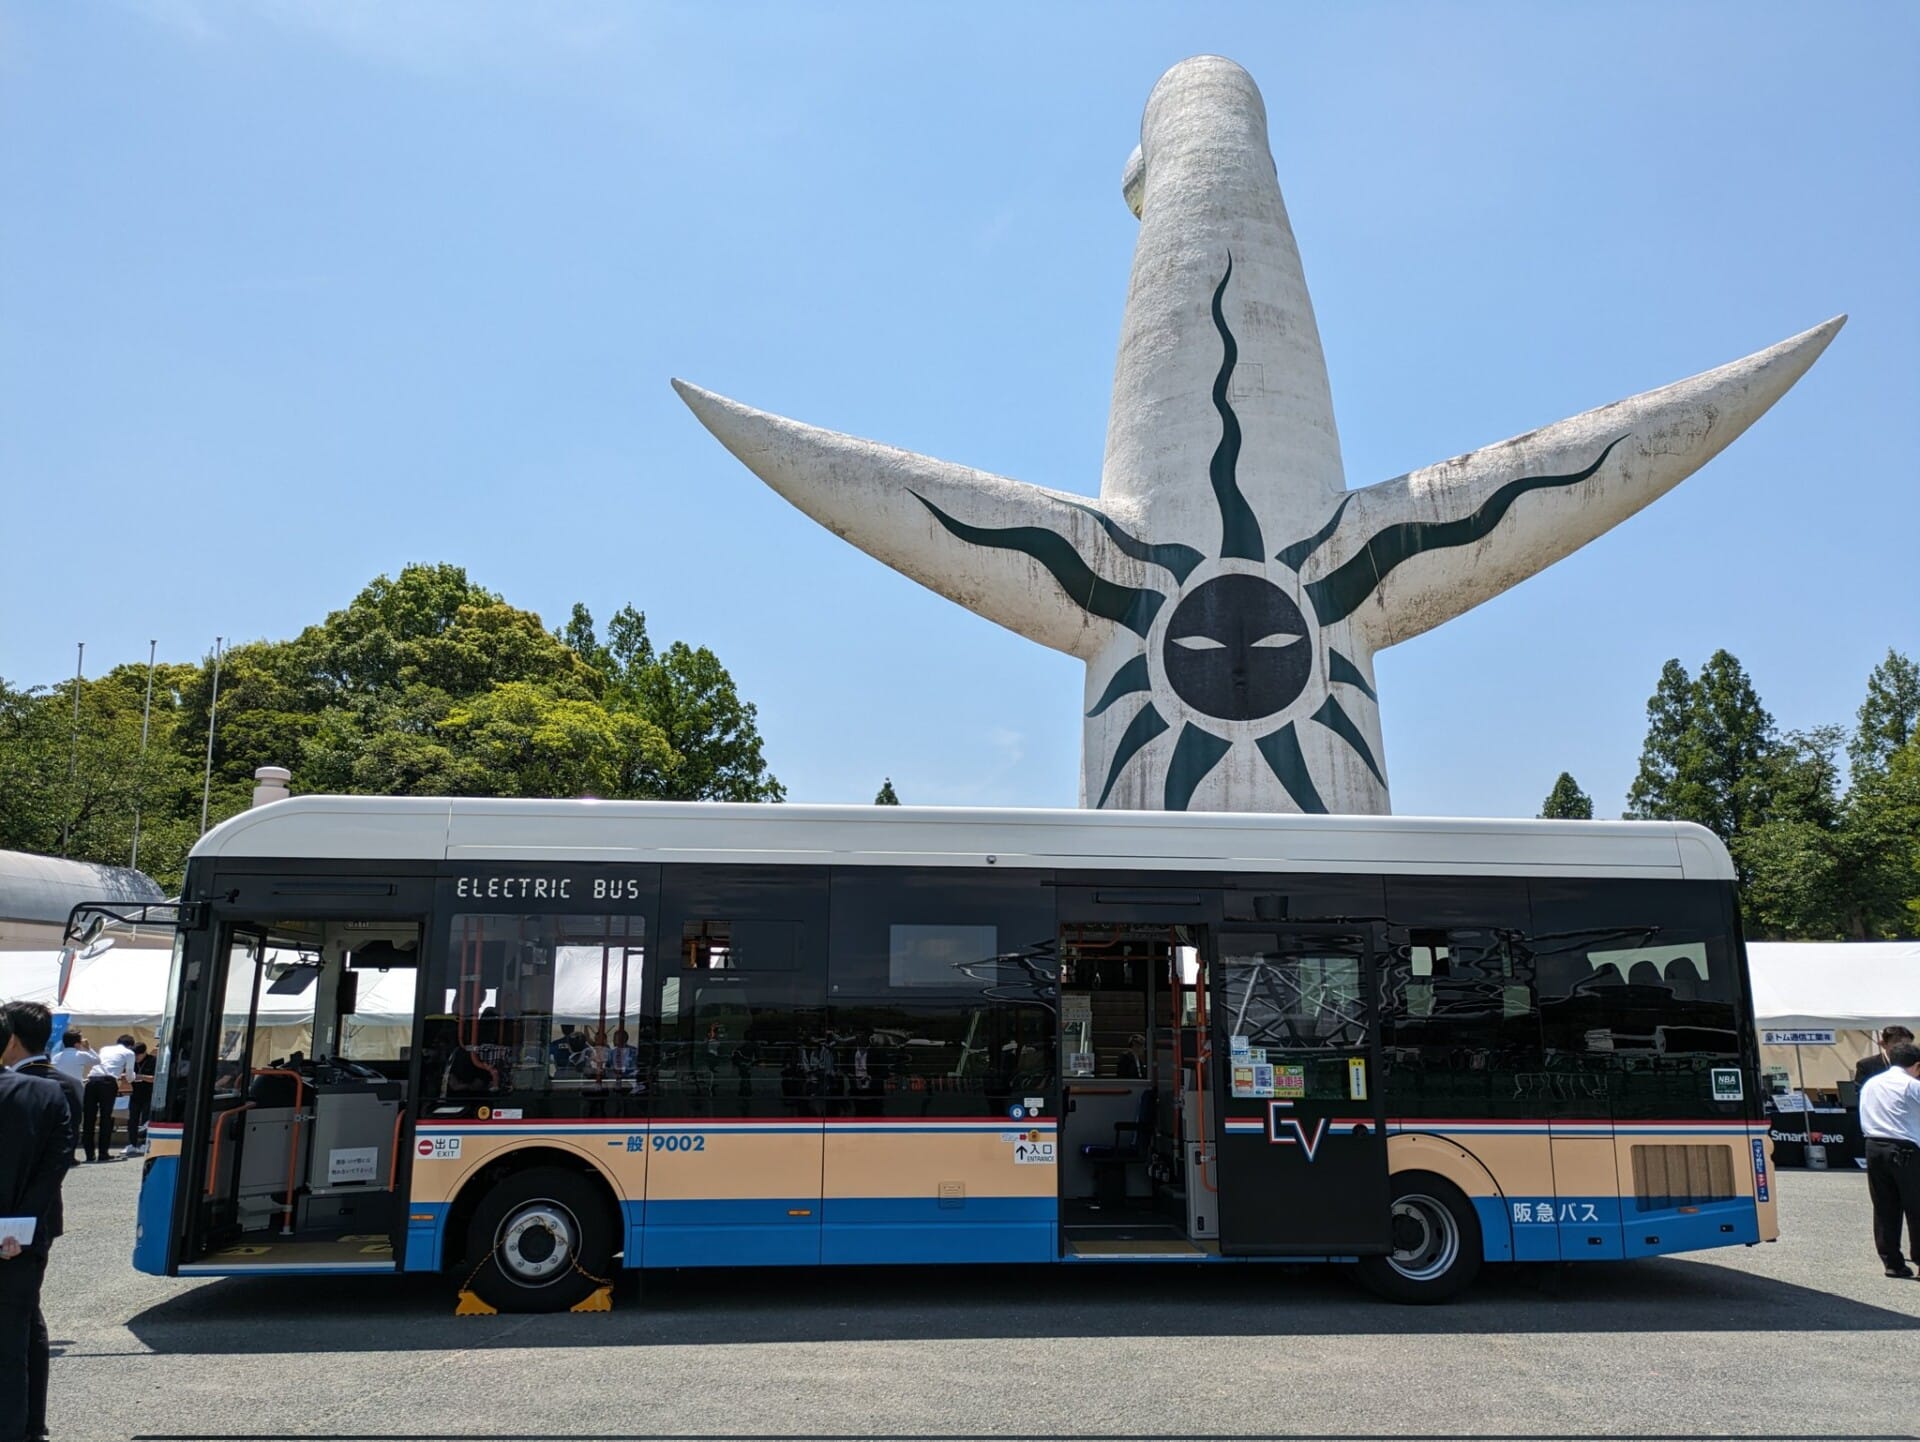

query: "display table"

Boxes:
[1765, 1096, 1866, 1169]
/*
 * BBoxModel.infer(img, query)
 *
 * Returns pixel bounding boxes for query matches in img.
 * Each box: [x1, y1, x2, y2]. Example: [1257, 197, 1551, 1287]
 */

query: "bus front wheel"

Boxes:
[1355, 1172, 1482, 1304]
[463, 1167, 616, 1313]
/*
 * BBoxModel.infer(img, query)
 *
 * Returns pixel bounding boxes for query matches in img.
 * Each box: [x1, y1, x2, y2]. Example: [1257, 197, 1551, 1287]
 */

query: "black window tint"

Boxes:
[1527, 879, 1743, 1120]
[655, 963, 823, 1119]
[826, 1002, 1055, 1118]
[827, 867, 1056, 1118]
[654, 866, 828, 1120]
[827, 869, 1054, 996]
[1378, 879, 1540, 1118]
[889, 924, 1000, 988]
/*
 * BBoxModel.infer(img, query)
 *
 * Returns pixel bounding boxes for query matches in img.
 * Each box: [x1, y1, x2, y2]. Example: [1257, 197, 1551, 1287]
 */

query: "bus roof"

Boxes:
[190, 797, 1735, 882]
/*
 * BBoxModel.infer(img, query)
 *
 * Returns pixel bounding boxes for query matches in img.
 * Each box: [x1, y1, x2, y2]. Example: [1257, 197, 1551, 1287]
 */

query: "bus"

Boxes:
[83, 797, 1773, 1309]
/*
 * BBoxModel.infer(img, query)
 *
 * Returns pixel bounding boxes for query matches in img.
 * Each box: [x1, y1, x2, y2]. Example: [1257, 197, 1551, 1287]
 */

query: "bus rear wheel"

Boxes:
[463, 1167, 615, 1313]
[1355, 1172, 1482, 1304]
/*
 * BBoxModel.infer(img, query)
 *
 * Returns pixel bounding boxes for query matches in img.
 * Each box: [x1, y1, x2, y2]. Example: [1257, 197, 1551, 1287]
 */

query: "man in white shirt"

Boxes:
[1859, 1040, 1920, 1278]
[81, 1034, 136, 1163]
[50, 1034, 95, 1086]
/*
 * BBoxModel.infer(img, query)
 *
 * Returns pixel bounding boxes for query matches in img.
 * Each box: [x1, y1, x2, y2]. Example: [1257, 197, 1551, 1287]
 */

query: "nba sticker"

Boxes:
[1711, 1069, 1743, 1102]
[416, 1136, 462, 1162]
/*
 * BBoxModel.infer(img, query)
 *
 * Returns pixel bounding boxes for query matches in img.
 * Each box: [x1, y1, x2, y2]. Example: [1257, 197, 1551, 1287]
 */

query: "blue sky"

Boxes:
[3, 2, 1914, 817]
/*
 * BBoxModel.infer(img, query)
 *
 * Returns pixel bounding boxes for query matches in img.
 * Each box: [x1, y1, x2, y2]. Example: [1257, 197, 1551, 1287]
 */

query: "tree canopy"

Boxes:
[1626, 648, 1919, 939]
[1539, 773, 1593, 819]
[0, 565, 784, 889]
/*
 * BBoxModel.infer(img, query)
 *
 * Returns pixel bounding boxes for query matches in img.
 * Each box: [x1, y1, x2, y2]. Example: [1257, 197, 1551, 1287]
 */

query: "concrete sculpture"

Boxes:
[675, 55, 1842, 814]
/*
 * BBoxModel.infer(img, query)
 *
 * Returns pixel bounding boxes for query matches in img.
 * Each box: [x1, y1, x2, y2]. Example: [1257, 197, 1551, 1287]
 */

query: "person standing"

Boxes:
[82, 1034, 135, 1163]
[50, 1034, 94, 1089]
[0, 1010, 73, 1442]
[0, 1004, 82, 1197]
[122, 1043, 155, 1158]
[1860, 1040, 1920, 1278]
[1856, 1025, 1917, 1089]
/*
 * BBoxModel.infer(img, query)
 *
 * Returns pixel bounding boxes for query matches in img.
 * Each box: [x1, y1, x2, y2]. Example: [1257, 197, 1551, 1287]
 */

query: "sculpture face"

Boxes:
[673, 55, 1841, 816]
[1163, 574, 1310, 723]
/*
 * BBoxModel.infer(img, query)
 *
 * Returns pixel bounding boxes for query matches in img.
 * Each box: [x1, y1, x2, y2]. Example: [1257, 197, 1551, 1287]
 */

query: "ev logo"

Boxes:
[1266, 1101, 1327, 1161]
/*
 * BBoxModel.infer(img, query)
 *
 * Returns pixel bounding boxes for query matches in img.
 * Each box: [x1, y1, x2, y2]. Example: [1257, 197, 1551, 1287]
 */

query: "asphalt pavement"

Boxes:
[38, 1159, 1920, 1442]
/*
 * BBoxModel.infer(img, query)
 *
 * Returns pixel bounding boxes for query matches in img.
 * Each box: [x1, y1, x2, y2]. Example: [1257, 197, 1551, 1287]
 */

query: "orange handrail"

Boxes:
[251, 1069, 307, 1233]
[388, 1108, 406, 1190]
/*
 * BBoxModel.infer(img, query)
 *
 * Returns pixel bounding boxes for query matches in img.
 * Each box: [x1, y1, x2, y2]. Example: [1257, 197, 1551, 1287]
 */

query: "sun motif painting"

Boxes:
[674, 55, 1841, 814]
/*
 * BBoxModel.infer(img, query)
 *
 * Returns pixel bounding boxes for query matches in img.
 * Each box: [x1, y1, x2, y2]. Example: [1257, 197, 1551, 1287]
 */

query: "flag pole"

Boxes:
[199, 637, 224, 837]
[59, 641, 84, 856]
[130, 639, 158, 871]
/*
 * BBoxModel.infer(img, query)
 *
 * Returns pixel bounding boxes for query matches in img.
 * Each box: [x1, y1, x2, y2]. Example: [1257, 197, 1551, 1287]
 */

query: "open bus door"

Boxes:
[1211, 925, 1392, 1255]
[177, 889, 428, 1275]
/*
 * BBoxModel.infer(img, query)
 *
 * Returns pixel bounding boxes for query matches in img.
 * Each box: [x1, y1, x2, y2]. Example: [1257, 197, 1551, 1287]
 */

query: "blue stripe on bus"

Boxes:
[405, 1202, 449, 1272]
[641, 1198, 823, 1267]
[821, 1195, 1056, 1265]
[133, 1155, 178, 1276]
[1478, 1195, 1759, 1263]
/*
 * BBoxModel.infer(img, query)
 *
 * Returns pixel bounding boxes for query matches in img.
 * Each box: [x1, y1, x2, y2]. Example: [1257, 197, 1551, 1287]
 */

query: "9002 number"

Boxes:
[651, 1133, 706, 1152]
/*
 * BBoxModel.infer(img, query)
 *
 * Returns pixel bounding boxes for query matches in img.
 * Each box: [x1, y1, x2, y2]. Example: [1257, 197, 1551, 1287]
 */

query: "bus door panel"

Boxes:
[1212, 927, 1391, 1256]
[177, 878, 437, 1268]
[185, 925, 273, 1259]
[1053, 882, 1219, 1229]
[646, 866, 829, 1267]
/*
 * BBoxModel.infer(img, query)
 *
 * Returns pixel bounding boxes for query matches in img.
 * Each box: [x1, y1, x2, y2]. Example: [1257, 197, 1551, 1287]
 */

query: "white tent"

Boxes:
[0, 941, 421, 1061]
[1747, 941, 1919, 1090]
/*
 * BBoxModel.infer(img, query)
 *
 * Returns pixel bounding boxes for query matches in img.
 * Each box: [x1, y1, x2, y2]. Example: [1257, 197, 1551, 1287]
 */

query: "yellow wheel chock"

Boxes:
[570, 1285, 614, 1313]
[453, 1290, 499, 1316]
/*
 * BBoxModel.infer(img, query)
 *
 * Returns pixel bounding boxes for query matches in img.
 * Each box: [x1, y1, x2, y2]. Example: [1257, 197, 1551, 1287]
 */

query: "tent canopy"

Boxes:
[1745, 941, 1918, 1032]
[0, 943, 420, 1029]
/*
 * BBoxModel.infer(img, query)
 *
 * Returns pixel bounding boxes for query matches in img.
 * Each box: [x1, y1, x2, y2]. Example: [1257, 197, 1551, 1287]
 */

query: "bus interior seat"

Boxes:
[1081, 1086, 1155, 1206]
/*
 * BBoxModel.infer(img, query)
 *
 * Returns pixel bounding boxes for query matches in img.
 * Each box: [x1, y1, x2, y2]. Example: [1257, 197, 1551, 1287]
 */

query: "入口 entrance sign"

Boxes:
[675, 56, 1841, 815]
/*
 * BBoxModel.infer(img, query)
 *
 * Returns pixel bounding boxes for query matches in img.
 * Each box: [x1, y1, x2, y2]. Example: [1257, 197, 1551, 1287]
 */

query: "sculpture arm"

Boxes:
[673, 380, 1165, 660]
[1302, 317, 1845, 651]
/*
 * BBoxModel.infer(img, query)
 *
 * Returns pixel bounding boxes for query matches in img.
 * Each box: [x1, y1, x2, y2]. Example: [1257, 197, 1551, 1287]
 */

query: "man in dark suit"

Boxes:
[0, 1003, 73, 1442]
[1, 1004, 82, 1210]
[1857, 1026, 1917, 1088]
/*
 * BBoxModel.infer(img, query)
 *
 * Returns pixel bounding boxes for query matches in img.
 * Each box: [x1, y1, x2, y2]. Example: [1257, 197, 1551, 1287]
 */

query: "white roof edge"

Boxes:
[190, 796, 1736, 881]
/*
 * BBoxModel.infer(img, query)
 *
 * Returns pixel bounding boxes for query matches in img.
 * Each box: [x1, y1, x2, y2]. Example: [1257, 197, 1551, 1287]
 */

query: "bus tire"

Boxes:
[463, 1166, 615, 1313]
[1355, 1171, 1482, 1304]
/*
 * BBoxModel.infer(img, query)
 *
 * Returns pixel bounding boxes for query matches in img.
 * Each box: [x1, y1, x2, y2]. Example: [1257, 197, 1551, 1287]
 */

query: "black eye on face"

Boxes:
[1163, 574, 1311, 722]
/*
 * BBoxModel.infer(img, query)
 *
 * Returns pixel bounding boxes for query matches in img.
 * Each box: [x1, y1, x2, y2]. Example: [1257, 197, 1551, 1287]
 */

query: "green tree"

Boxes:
[439, 683, 674, 798]
[875, 778, 901, 805]
[0, 569, 789, 890]
[1850, 648, 1920, 780]
[1625, 650, 1775, 839]
[1539, 772, 1592, 819]
[1626, 659, 1693, 821]
[1843, 730, 1920, 936]
[0, 665, 203, 889]
[563, 606, 784, 802]
[1733, 728, 1849, 938]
